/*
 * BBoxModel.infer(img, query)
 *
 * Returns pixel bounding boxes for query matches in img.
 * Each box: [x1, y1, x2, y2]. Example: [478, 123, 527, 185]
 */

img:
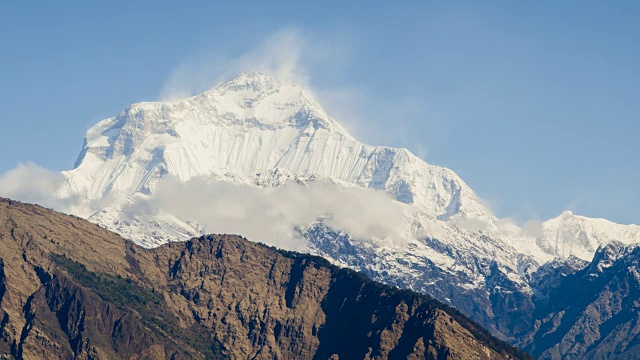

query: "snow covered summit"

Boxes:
[62, 71, 493, 224]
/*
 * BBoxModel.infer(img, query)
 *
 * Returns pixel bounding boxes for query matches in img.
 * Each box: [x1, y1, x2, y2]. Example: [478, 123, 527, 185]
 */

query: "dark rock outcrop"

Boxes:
[521, 241, 640, 359]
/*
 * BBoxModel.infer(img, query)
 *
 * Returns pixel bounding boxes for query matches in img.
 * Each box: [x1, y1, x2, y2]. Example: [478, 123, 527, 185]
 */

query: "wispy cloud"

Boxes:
[157, 26, 448, 164]
[158, 27, 349, 101]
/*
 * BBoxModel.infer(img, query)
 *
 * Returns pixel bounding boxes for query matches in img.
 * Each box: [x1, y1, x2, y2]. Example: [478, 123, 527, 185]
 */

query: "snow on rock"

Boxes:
[536, 210, 640, 261]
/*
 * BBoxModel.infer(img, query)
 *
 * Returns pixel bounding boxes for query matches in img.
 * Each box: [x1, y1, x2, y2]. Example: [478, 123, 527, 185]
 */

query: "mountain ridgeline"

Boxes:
[0, 198, 530, 360]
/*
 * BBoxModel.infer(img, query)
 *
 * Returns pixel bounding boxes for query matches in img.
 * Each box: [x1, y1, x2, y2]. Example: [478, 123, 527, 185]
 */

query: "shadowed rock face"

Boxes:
[0, 198, 530, 360]
[519, 242, 640, 360]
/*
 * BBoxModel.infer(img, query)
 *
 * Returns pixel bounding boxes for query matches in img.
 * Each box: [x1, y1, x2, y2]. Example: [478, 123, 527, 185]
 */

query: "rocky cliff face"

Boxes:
[0, 198, 530, 360]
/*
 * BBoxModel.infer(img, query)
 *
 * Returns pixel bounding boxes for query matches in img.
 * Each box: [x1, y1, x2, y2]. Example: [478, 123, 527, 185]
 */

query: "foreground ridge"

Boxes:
[0, 198, 530, 359]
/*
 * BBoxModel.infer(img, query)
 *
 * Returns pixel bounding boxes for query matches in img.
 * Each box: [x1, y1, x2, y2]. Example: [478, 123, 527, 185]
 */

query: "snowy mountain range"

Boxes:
[52, 71, 640, 342]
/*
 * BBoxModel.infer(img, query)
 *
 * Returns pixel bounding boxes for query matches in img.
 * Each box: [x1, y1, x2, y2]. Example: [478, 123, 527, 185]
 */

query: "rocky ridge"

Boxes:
[0, 198, 530, 359]
[519, 241, 640, 359]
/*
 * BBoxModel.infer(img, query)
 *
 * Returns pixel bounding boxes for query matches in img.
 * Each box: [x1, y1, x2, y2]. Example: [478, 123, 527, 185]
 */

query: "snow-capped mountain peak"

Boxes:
[202, 71, 347, 131]
[60, 71, 640, 262]
[536, 210, 640, 260]
[62, 72, 492, 227]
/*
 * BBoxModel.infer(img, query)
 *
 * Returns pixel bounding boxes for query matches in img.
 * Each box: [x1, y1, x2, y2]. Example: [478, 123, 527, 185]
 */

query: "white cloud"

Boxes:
[122, 176, 409, 250]
[522, 219, 543, 238]
[0, 162, 79, 212]
[0, 162, 410, 250]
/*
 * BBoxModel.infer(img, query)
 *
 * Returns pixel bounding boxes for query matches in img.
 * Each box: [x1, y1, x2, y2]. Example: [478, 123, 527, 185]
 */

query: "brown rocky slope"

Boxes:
[0, 198, 531, 359]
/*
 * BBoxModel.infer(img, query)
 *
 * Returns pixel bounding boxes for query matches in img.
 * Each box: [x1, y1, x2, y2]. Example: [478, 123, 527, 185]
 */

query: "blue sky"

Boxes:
[0, 1, 638, 224]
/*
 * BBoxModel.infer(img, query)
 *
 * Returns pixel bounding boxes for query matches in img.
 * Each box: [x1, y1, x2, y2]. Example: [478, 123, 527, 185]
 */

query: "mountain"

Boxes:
[36, 71, 640, 355]
[518, 241, 640, 359]
[536, 211, 640, 261]
[0, 197, 531, 359]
